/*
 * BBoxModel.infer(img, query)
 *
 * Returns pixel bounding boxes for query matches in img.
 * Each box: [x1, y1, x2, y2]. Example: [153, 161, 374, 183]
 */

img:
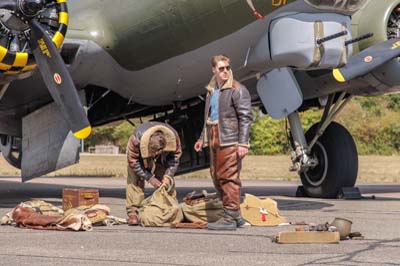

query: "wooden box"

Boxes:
[62, 188, 99, 211]
[274, 231, 340, 244]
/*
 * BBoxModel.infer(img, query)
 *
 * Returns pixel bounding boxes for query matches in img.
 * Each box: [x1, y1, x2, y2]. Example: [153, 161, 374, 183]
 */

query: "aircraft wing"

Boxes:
[333, 38, 400, 82]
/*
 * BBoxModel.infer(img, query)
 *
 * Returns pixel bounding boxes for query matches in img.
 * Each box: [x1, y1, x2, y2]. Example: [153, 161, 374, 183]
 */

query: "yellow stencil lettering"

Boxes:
[38, 38, 52, 58]
[272, 0, 287, 7]
[391, 41, 400, 50]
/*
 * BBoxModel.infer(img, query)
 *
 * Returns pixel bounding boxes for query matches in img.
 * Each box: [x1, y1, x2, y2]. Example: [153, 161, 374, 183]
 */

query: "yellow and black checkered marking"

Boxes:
[0, 0, 68, 75]
[52, 0, 69, 49]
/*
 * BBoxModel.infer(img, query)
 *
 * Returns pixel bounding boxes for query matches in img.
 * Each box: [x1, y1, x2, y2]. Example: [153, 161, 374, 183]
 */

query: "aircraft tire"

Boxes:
[0, 135, 22, 169]
[300, 122, 358, 198]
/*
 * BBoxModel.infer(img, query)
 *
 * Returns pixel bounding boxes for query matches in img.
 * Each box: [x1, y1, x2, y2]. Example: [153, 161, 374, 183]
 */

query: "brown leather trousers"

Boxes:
[207, 124, 242, 210]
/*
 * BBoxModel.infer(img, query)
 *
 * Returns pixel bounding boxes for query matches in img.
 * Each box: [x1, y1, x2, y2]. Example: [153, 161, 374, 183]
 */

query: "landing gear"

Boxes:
[287, 92, 358, 198]
[0, 135, 22, 169]
[300, 122, 358, 198]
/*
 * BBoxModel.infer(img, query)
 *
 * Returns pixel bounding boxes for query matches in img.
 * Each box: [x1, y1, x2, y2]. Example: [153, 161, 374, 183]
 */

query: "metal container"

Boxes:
[331, 217, 352, 240]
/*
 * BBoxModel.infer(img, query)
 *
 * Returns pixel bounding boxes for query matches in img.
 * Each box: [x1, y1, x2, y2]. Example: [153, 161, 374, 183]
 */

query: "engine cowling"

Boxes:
[351, 0, 400, 88]
[352, 0, 400, 51]
[0, 0, 68, 77]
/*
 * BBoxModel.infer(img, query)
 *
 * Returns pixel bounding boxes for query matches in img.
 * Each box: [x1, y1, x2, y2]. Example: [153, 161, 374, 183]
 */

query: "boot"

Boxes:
[236, 217, 251, 228]
[127, 214, 140, 226]
[207, 209, 239, 231]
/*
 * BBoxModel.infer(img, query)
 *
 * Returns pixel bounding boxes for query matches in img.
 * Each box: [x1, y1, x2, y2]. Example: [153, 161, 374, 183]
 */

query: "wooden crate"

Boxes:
[62, 188, 99, 211]
[274, 231, 340, 244]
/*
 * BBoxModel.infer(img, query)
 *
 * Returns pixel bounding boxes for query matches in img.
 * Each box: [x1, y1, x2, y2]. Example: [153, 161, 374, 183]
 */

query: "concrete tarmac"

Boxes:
[0, 176, 399, 266]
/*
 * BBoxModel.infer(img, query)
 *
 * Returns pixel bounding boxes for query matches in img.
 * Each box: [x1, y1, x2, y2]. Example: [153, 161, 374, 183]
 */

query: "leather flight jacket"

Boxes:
[127, 122, 182, 181]
[199, 77, 253, 147]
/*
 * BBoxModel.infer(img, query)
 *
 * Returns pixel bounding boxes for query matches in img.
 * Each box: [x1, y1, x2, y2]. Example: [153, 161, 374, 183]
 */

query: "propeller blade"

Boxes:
[29, 18, 91, 139]
[333, 38, 400, 82]
[0, 1, 17, 10]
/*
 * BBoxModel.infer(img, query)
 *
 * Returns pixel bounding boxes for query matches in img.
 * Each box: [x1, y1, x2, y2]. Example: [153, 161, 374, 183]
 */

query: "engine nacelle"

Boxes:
[352, 0, 400, 51]
[352, 0, 400, 88]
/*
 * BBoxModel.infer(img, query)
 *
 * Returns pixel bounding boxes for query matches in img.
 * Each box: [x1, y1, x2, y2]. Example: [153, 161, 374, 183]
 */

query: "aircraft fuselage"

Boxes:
[67, 0, 293, 71]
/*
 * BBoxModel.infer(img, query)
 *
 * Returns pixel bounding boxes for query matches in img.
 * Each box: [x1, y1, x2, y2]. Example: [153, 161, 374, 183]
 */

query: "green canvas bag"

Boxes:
[139, 185, 183, 227]
[181, 197, 224, 223]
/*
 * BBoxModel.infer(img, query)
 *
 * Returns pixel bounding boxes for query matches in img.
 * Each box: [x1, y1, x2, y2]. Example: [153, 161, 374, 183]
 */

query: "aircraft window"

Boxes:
[304, 0, 368, 13]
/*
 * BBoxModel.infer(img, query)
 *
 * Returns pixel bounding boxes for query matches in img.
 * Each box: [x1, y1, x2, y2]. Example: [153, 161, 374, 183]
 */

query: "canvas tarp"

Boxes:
[240, 194, 286, 226]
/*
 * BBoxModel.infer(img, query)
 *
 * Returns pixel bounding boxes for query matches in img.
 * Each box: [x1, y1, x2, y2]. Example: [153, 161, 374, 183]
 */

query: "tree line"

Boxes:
[86, 94, 400, 155]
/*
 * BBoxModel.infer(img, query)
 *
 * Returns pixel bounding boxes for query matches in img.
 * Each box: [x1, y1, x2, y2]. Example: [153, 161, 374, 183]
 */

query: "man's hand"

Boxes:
[162, 175, 172, 186]
[237, 146, 249, 159]
[194, 140, 203, 152]
[148, 176, 162, 188]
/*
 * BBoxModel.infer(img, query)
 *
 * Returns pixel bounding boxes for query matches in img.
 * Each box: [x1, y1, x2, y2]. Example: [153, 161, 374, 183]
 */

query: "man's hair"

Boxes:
[211, 55, 230, 67]
[149, 131, 166, 155]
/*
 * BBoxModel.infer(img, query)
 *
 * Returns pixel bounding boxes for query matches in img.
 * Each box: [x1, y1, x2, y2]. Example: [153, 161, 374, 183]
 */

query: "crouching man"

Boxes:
[126, 121, 182, 225]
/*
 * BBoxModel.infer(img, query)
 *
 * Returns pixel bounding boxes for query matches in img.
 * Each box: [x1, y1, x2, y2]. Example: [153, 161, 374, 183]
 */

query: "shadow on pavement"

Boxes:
[0, 178, 399, 210]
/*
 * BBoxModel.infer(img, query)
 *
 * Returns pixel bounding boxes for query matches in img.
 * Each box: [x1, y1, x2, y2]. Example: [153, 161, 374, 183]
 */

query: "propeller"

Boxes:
[333, 38, 400, 83]
[1, 0, 91, 139]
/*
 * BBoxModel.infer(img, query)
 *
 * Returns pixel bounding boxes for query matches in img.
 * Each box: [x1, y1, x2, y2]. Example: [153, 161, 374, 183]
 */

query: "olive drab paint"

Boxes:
[66, 0, 296, 71]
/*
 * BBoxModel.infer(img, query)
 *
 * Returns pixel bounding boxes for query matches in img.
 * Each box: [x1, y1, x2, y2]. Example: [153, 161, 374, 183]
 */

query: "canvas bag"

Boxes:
[180, 197, 224, 223]
[64, 204, 111, 225]
[138, 185, 183, 227]
[240, 194, 286, 226]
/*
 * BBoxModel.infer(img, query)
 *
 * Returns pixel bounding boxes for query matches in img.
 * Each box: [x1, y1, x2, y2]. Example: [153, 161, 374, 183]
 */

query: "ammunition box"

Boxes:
[62, 188, 99, 211]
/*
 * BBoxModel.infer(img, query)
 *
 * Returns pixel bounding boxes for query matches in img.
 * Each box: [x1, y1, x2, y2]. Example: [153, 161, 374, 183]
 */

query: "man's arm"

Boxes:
[195, 92, 211, 152]
[127, 135, 153, 180]
[194, 130, 204, 152]
[164, 135, 182, 178]
[232, 86, 253, 147]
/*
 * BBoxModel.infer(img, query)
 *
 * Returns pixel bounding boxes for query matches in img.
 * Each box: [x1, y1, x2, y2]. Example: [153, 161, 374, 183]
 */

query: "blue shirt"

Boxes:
[210, 88, 219, 122]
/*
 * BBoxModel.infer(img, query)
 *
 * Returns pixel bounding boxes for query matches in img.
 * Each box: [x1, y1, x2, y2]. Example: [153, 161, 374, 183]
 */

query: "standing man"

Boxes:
[194, 55, 253, 230]
[126, 121, 182, 225]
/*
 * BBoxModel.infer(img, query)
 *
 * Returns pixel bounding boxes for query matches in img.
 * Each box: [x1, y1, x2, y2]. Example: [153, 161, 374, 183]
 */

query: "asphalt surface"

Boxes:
[0, 177, 399, 266]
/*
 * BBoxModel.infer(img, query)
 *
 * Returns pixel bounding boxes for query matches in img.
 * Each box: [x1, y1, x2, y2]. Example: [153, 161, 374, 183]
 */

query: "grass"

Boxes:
[0, 154, 400, 183]
[179, 155, 297, 180]
[0, 154, 127, 178]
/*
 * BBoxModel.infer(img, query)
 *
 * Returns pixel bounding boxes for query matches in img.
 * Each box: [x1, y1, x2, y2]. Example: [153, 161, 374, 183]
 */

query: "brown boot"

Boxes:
[128, 214, 140, 226]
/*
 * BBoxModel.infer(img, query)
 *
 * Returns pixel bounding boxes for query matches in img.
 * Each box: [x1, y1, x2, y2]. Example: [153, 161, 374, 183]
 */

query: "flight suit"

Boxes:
[126, 122, 182, 217]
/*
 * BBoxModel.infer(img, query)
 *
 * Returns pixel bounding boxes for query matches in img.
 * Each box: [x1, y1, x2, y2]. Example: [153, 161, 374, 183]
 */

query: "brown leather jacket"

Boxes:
[199, 75, 253, 147]
[127, 122, 182, 181]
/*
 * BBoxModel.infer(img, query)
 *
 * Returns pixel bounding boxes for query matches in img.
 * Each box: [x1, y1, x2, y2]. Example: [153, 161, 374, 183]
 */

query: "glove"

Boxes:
[147, 176, 162, 188]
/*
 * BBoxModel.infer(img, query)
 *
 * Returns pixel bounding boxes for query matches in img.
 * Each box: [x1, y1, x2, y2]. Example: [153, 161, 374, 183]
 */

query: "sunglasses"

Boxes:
[218, 66, 231, 72]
